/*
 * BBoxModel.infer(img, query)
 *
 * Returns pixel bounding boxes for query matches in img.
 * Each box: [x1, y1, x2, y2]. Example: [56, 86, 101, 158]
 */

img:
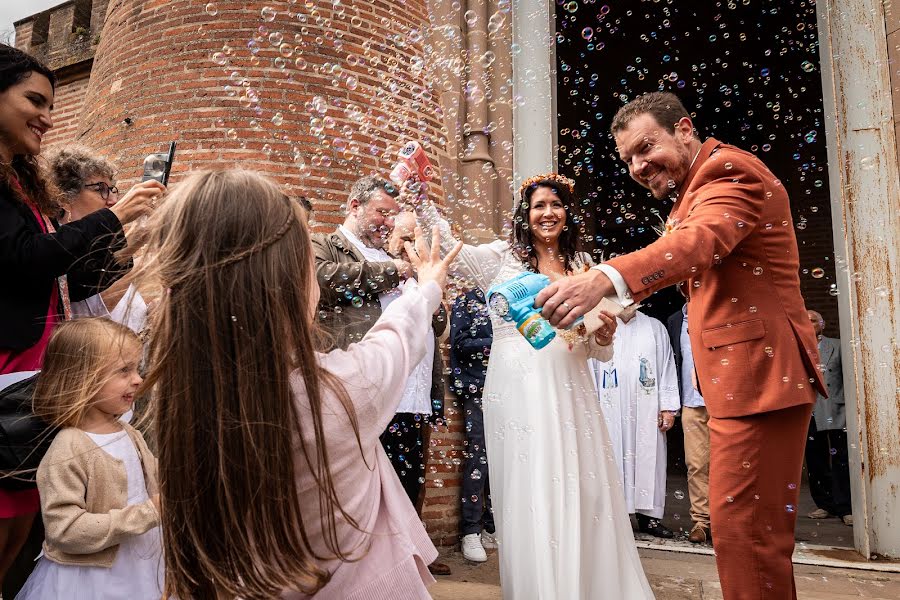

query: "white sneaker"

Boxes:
[481, 530, 498, 550]
[461, 533, 488, 562]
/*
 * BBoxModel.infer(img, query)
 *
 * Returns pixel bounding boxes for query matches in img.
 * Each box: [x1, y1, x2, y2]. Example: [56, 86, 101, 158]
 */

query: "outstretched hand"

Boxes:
[404, 227, 462, 292]
[535, 269, 615, 328]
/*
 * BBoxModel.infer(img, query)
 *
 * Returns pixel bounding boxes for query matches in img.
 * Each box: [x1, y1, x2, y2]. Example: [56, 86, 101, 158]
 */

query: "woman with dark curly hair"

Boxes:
[411, 175, 653, 599]
[0, 44, 162, 587]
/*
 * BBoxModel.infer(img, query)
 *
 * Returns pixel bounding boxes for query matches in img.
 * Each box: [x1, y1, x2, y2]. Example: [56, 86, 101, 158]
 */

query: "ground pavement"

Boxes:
[430, 548, 900, 600]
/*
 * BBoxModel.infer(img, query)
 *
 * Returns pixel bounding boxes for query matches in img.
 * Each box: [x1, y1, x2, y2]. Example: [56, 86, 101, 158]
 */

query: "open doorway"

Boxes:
[554, 0, 852, 548]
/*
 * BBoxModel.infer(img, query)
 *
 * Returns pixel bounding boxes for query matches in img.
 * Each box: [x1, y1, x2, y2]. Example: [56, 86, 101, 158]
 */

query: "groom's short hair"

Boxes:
[611, 92, 691, 136]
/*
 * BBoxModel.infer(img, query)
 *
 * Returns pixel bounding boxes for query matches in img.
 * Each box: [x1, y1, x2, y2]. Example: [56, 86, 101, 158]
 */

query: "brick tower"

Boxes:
[75, 0, 451, 223]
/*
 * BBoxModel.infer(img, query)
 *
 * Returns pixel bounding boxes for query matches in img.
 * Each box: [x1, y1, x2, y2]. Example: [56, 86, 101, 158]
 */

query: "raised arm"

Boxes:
[0, 198, 127, 280]
[413, 197, 507, 291]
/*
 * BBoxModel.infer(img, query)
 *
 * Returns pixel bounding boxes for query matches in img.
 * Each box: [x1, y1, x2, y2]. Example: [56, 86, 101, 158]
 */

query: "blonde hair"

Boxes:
[133, 170, 363, 599]
[33, 318, 141, 428]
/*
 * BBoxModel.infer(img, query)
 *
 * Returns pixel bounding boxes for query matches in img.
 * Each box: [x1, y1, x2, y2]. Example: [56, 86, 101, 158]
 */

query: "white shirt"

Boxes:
[339, 225, 402, 308]
[338, 225, 433, 414]
[679, 304, 705, 408]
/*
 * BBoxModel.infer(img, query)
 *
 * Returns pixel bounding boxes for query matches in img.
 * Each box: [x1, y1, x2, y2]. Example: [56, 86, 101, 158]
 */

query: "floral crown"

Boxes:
[518, 173, 576, 200]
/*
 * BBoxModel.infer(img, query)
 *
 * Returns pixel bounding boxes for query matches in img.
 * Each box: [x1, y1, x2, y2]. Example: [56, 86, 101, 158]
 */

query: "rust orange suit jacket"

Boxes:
[606, 138, 827, 419]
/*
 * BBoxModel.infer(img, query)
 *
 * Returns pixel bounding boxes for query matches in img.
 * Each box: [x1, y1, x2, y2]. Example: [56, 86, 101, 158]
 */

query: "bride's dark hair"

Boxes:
[510, 176, 581, 273]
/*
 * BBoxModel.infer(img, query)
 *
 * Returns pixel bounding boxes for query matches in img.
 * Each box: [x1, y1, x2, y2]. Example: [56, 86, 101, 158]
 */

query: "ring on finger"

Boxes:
[561, 301, 572, 311]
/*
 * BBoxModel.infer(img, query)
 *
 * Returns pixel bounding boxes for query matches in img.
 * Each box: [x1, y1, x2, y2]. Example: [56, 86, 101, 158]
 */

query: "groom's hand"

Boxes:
[535, 269, 615, 328]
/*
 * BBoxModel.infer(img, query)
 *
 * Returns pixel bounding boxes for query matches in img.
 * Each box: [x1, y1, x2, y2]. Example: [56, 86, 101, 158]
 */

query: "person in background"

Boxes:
[449, 288, 495, 563]
[592, 305, 679, 539]
[312, 175, 409, 349]
[312, 179, 450, 576]
[384, 210, 451, 575]
[46, 145, 151, 333]
[667, 303, 711, 544]
[0, 44, 161, 595]
[805, 310, 852, 526]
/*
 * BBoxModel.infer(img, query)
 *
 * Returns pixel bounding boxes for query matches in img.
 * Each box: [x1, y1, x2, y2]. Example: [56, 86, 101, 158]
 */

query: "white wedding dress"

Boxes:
[420, 206, 654, 599]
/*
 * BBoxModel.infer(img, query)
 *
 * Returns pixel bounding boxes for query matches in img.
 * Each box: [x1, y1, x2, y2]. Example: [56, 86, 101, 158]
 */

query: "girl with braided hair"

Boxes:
[132, 169, 461, 599]
[410, 174, 653, 599]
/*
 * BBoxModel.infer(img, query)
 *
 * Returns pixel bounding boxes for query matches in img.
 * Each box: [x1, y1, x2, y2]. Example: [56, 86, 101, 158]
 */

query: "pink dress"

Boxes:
[285, 280, 442, 600]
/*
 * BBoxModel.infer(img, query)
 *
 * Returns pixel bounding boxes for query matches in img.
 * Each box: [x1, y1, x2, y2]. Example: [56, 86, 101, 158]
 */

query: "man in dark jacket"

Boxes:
[450, 289, 495, 562]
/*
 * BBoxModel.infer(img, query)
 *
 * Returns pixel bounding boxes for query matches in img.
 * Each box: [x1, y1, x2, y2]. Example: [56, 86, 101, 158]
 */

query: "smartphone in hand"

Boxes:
[141, 142, 176, 185]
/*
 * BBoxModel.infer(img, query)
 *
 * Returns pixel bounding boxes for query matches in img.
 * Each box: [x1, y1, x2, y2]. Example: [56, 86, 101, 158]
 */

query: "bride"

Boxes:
[411, 174, 653, 599]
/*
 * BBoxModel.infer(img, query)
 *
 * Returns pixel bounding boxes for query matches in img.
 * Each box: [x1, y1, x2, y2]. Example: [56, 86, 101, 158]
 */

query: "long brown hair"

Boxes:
[0, 44, 59, 215]
[33, 318, 141, 428]
[135, 170, 363, 599]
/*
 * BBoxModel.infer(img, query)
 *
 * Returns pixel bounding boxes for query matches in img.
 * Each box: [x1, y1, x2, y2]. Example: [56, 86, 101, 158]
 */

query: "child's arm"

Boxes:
[319, 280, 442, 444]
[38, 448, 159, 555]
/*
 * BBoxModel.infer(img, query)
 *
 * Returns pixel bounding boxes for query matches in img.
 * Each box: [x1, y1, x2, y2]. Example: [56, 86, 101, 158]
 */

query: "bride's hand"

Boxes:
[404, 227, 462, 292]
[593, 311, 617, 346]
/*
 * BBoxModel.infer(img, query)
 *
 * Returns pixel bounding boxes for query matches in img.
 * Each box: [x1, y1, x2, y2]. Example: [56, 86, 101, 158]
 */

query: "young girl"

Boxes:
[16, 318, 163, 600]
[134, 169, 459, 600]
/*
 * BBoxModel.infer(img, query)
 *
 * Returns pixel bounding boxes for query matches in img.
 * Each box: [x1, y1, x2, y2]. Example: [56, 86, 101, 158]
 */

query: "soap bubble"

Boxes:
[261, 6, 277, 22]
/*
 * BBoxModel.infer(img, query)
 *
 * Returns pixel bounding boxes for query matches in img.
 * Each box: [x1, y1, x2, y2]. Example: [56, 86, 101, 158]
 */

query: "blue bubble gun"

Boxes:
[486, 272, 581, 350]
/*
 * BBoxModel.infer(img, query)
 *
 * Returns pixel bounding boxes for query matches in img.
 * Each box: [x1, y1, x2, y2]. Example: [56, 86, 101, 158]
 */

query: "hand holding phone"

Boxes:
[109, 180, 166, 225]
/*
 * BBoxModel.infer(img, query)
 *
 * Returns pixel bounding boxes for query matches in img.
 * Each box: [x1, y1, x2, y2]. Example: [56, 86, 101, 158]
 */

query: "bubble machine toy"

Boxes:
[487, 272, 581, 350]
[389, 140, 435, 186]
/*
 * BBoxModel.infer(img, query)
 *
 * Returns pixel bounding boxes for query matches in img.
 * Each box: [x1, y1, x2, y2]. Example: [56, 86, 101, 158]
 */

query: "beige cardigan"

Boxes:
[37, 423, 160, 568]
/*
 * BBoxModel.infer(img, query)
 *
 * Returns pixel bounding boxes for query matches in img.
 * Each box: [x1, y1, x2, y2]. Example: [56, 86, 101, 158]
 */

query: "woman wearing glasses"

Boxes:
[0, 45, 162, 594]
[46, 146, 155, 333]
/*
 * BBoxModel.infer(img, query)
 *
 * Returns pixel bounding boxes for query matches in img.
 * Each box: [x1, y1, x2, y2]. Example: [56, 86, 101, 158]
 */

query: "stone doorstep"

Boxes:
[432, 548, 900, 600]
[634, 537, 900, 574]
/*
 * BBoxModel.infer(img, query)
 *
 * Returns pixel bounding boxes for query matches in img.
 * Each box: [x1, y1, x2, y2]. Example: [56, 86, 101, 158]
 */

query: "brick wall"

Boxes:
[76, 0, 450, 225]
[42, 68, 93, 150]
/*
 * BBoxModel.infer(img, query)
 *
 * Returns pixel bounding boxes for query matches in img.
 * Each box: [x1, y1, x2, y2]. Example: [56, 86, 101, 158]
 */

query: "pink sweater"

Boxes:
[285, 281, 441, 600]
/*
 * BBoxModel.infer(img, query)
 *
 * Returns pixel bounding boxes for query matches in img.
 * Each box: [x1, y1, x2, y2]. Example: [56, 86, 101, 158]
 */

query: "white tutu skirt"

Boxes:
[16, 527, 164, 600]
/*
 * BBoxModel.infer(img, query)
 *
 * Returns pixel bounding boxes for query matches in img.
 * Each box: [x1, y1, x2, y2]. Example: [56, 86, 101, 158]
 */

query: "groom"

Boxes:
[536, 92, 826, 599]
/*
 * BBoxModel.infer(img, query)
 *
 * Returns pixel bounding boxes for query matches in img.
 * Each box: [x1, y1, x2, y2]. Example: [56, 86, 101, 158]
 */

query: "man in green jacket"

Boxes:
[313, 175, 451, 575]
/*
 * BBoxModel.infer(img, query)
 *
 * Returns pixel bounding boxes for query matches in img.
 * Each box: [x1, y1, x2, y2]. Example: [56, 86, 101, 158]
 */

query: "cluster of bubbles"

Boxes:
[553, 0, 845, 320]
[200, 0, 519, 226]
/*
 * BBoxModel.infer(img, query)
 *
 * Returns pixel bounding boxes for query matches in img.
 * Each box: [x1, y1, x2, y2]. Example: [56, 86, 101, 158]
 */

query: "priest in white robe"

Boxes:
[591, 305, 680, 538]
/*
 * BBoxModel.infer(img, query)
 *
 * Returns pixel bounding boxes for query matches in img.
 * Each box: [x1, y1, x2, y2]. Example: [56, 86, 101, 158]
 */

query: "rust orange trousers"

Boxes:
[708, 402, 814, 600]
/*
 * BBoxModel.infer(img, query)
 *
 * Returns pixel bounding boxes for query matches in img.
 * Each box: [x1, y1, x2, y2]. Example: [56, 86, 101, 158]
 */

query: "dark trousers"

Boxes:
[805, 420, 852, 517]
[459, 393, 494, 536]
[380, 413, 427, 507]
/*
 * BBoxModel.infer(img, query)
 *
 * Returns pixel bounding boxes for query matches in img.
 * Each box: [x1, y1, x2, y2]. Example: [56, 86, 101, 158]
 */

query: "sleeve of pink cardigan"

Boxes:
[319, 280, 442, 445]
[38, 435, 160, 555]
